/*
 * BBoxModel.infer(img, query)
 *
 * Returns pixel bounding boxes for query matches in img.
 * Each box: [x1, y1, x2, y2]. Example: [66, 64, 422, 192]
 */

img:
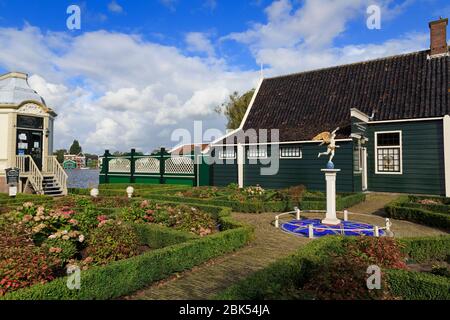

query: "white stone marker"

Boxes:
[321, 169, 341, 225]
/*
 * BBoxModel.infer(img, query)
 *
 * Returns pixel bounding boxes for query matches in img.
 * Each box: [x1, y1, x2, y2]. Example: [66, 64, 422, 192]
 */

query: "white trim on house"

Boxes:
[374, 130, 403, 175]
[239, 78, 264, 130]
[350, 108, 370, 123]
[213, 139, 353, 147]
[369, 117, 444, 124]
[209, 78, 264, 149]
[443, 115, 450, 197]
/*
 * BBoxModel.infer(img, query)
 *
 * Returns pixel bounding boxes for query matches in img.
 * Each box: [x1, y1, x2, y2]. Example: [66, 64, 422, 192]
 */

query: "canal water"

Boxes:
[66, 169, 100, 189]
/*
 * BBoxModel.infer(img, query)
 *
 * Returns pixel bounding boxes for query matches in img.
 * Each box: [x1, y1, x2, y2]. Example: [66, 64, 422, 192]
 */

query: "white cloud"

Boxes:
[224, 0, 424, 75]
[108, 1, 124, 14]
[0, 25, 258, 154]
[185, 32, 215, 56]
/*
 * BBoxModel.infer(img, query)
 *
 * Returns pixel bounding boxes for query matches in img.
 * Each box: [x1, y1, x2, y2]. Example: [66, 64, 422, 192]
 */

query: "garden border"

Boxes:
[215, 235, 450, 300]
[1, 204, 253, 300]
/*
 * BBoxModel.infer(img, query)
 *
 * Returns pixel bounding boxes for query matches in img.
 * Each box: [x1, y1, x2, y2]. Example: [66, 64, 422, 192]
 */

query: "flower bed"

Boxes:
[142, 184, 365, 213]
[215, 235, 450, 300]
[385, 196, 450, 230]
[0, 197, 253, 299]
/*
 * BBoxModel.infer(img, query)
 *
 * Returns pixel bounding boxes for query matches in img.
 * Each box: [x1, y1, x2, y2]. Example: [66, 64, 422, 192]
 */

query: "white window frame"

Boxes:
[280, 146, 303, 159]
[247, 148, 268, 159]
[353, 141, 363, 174]
[375, 130, 403, 175]
[218, 149, 236, 160]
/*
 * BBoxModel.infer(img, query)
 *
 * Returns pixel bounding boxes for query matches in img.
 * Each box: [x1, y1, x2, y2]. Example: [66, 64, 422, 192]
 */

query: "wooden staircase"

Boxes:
[16, 155, 68, 196]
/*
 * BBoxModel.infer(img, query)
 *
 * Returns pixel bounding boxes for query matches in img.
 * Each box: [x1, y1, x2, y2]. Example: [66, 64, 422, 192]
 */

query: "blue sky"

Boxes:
[0, 0, 448, 153]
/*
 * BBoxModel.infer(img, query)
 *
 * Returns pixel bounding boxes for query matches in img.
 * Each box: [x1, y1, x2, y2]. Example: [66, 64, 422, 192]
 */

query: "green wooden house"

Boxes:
[209, 18, 450, 197]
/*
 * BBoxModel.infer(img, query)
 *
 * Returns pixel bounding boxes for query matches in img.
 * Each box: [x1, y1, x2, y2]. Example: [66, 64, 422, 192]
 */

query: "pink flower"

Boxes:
[97, 215, 108, 222]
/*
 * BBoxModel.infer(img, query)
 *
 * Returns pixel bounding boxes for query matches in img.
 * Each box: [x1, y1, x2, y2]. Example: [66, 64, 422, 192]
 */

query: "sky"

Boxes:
[0, 0, 448, 154]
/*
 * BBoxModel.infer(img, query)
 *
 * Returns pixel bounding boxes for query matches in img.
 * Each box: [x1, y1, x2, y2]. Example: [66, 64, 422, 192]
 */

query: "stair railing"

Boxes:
[45, 156, 68, 195]
[15, 155, 44, 194]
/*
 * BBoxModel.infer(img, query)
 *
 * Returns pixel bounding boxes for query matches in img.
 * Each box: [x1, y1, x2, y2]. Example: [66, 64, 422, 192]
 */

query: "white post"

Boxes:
[321, 169, 342, 225]
[308, 224, 314, 239]
[275, 216, 279, 228]
[344, 210, 349, 222]
[237, 143, 244, 188]
[385, 218, 391, 232]
[444, 115, 450, 198]
[374, 226, 380, 237]
[295, 207, 301, 220]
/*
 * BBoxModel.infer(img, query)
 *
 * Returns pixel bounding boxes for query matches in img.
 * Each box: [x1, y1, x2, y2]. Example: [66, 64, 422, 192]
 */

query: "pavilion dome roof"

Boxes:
[0, 72, 46, 106]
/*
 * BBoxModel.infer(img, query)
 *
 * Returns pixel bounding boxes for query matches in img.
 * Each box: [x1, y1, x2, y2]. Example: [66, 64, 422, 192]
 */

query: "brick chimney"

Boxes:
[429, 17, 448, 57]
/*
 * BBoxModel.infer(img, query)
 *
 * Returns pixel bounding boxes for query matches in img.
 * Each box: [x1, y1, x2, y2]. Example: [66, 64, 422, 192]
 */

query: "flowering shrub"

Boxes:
[42, 238, 78, 265]
[74, 205, 106, 234]
[177, 187, 221, 199]
[121, 200, 217, 236]
[303, 238, 407, 300]
[0, 224, 59, 296]
[12, 203, 84, 246]
[85, 222, 141, 265]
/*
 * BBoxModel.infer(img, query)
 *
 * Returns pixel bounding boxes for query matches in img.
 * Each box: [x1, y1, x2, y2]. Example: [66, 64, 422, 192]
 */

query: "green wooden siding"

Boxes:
[212, 142, 354, 192]
[212, 161, 238, 187]
[367, 120, 445, 195]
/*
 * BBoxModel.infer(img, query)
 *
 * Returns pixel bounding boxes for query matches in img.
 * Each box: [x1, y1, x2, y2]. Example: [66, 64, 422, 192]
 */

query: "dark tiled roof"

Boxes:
[229, 49, 449, 143]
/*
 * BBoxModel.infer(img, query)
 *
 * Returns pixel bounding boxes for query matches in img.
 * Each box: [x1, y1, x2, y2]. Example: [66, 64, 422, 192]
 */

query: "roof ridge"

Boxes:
[264, 48, 435, 81]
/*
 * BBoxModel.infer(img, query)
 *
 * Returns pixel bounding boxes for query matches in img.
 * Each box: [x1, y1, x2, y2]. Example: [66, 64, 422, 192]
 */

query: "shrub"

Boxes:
[120, 200, 217, 236]
[399, 236, 450, 263]
[176, 187, 220, 199]
[85, 222, 141, 265]
[387, 269, 450, 300]
[74, 205, 106, 234]
[42, 238, 78, 265]
[0, 224, 59, 296]
[385, 197, 450, 230]
[302, 238, 406, 300]
[1, 208, 253, 300]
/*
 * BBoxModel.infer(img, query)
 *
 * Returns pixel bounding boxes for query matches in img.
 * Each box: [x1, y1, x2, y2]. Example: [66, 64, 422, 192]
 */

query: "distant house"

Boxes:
[64, 153, 86, 169]
[210, 18, 450, 197]
[63, 159, 77, 170]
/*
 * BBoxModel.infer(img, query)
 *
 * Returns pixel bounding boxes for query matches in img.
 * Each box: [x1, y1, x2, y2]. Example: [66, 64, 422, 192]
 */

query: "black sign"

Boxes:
[5, 168, 20, 185]
[17, 115, 44, 130]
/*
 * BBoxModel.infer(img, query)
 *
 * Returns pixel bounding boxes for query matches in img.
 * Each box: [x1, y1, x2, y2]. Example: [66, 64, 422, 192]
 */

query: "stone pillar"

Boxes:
[321, 169, 341, 225]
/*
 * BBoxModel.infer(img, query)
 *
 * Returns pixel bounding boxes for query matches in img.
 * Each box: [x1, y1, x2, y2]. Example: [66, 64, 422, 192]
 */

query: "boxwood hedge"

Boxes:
[216, 236, 450, 300]
[385, 196, 450, 230]
[1, 205, 253, 300]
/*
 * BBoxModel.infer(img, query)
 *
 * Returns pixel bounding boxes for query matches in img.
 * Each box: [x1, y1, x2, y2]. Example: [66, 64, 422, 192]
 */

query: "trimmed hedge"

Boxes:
[385, 196, 450, 230]
[399, 236, 450, 263]
[142, 191, 365, 214]
[1, 206, 253, 300]
[387, 269, 450, 300]
[216, 236, 450, 300]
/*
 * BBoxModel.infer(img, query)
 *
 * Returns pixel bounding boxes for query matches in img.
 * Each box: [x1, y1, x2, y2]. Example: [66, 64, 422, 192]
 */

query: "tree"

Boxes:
[216, 89, 255, 130]
[69, 140, 82, 155]
[53, 149, 67, 164]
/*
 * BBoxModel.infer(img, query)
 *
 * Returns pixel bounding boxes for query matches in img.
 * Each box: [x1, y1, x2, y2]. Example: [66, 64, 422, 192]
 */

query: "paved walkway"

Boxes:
[125, 212, 309, 300]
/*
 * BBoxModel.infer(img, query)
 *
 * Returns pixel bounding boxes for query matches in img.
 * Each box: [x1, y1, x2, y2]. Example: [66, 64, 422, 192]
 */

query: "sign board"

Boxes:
[5, 168, 20, 185]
